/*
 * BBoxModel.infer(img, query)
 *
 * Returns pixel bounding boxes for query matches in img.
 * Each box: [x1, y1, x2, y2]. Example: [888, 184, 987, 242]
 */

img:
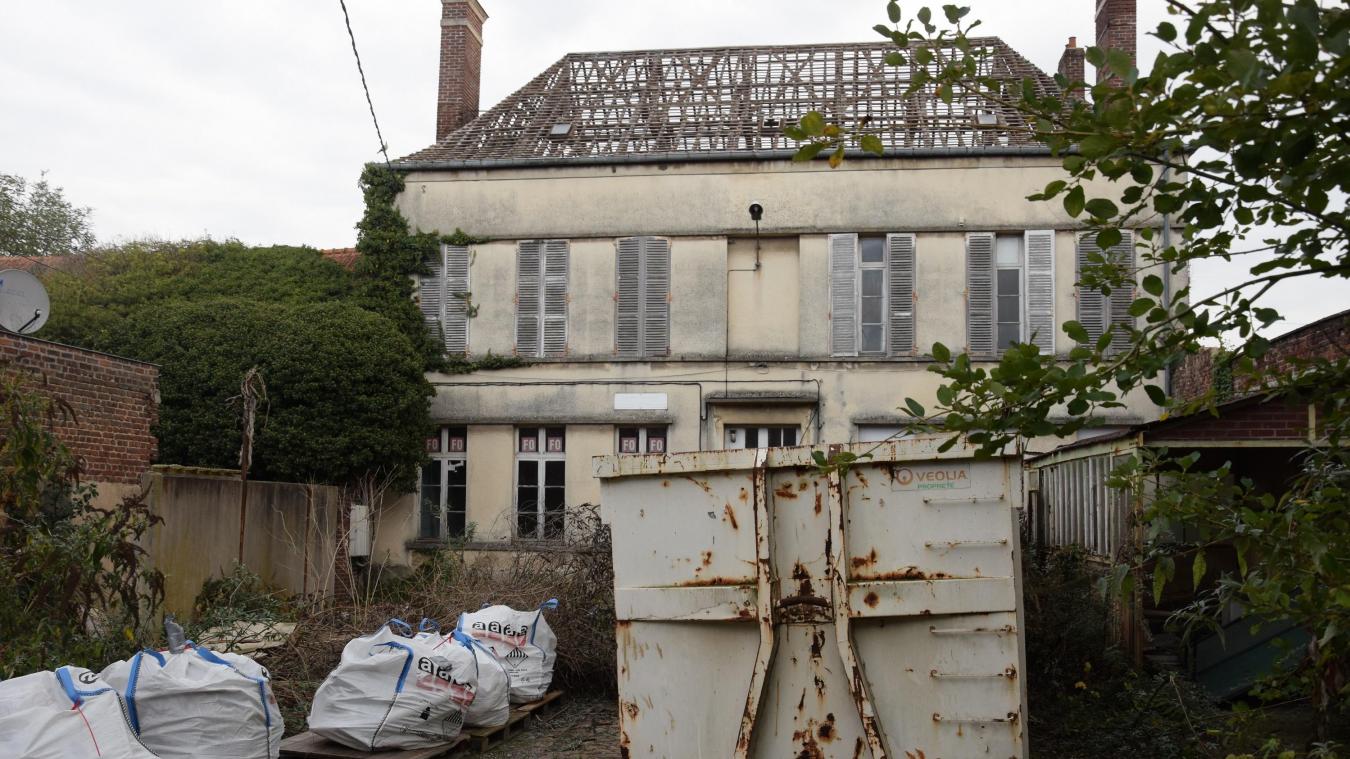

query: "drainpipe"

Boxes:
[1160, 157, 1173, 395]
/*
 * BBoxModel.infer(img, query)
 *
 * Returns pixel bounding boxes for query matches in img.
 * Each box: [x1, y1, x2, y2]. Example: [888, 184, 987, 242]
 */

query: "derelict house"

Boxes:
[370, 0, 1171, 564]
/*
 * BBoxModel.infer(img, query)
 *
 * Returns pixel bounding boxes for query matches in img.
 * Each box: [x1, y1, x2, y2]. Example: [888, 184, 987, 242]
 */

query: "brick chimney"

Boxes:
[1057, 36, 1086, 101]
[436, 0, 488, 141]
[1095, 0, 1136, 86]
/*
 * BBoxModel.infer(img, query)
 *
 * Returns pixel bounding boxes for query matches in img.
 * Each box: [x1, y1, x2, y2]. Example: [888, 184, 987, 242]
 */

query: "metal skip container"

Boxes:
[596, 439, 1028, 759]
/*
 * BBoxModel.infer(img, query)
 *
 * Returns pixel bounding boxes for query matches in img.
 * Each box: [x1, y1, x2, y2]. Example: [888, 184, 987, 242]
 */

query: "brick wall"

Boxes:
[1146, 399, 1311, 442]
[1172, 310, 1350, 404]
[1, 333, 159, 484]
[1095, 0, 1137, 86]
[436, 0, 487, 140]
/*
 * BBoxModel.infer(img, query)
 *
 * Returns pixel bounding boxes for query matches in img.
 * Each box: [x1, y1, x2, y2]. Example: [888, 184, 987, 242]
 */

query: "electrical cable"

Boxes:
[337, 0, 390, 166]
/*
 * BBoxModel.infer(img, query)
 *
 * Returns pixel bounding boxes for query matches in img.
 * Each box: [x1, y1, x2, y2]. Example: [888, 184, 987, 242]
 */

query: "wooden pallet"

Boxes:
[460, 690, 565, 754]
[279, 691, 565, 759]
[279, 733, 468, 759]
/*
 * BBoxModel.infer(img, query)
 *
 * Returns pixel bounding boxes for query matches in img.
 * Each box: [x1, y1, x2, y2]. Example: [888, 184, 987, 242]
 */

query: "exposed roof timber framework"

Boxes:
[397, 38, 1060, 168]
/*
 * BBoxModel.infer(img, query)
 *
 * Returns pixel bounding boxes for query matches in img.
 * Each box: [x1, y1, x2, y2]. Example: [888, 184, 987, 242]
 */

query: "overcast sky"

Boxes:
[2, 1, 1345, 333]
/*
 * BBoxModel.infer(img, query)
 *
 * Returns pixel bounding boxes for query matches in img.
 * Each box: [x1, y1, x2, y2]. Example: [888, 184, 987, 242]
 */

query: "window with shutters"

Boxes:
[614, 237, 670, 357]
[967, 231, 1055, 357]
[516, 240, 569, 357]
[828, 233, 916, 357]
[725, 425, 799, 449]
[516, 427, 565, 540]
[419, 244, 471, 355]
[419, 427, 468, 540]
[1076, 230, 1135, 355]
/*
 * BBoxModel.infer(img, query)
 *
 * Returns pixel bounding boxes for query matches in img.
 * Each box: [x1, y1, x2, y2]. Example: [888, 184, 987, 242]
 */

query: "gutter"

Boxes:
[390, 145, 1058, 172]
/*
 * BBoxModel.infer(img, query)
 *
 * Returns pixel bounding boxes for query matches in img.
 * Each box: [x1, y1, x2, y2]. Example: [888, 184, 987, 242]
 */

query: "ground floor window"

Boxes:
[420, 427, 467, 539]
[724, 425, 799, 449]
[517, 427, 565, 540]
[617, 426, 667, 454]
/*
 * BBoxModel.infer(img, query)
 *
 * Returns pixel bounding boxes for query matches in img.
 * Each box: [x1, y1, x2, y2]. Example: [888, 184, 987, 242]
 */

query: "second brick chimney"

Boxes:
[1095, 0, 1137, 86]
[436, 0, 488, 141]
[1057, 36, 1086, 101]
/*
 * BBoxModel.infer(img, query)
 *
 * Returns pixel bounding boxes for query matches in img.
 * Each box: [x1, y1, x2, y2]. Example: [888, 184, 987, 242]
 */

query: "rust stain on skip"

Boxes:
[701, 550, 713, 568]
[683, 476, 715, 496]
[863, 591, 880, 608]
[850, 549, 878, 570]
[723, 503, 739, 529]
[774, 483, 799, 499]
[814, 492, 823, 514]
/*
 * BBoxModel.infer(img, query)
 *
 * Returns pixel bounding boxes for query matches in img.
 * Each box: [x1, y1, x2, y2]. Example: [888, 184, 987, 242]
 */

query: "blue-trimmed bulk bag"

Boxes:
[307, 619, 477, 751]
[99, 644, 282, 759]
[457, 599, 558, 703]
[0, 666, 159, 758]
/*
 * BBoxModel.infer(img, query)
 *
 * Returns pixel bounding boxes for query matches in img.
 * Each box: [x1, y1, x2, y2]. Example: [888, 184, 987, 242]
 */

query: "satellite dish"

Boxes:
[0, 269, 51, 334]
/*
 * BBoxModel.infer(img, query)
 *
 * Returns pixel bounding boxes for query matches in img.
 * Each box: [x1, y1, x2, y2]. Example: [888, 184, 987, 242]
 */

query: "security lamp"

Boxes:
[748, 203, 764, 222]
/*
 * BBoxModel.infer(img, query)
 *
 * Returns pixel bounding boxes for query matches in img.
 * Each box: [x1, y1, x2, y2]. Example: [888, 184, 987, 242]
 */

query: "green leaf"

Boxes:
[932, 342, 951, 363]
[873, 24, 895, 39]
[1085, 198, 1119, 219]
[860, 134, 884, 156]
[800, 111, 825, 136]
[904, 397, 926, 417]
[917, 6, 931, 25]
[1155, 21, 1177, 42]
[1079, 134, 1114, 158]
[828, 145, 845, 169]
[793, 142, 826, 162]
[1063, 186, 1085, 217]
[812, 450, 828, 466]
[1192, 550, 1207, 590]
[887, 1, 901, 23]
[1064, 320, 1088, 343]
[1142, 274, 1164, 297]
[942, 4, 969, 23]
[1144, 384, 1167, 406]
[1096, 228, 1122, 249]
[1128, 298, 1153, 317]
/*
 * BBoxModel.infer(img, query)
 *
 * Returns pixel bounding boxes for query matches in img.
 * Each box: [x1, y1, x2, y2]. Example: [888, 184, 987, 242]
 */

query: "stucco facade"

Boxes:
[370, 155, 1179, 568]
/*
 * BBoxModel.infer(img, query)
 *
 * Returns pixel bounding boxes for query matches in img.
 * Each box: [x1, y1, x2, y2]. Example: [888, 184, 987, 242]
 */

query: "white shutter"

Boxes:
[516, 241, 542, 356]
[641, 237, 671, 357]
[444, 244, 470, 355]
[1075, 232, 1105, 346]
[1106, 230, 1135, 355]
[828, 233, 859, 357]
[419, 248, 446, 349]
[886, 233, 916, 356]
[542, 240, 569, 357]
[966, 233, 996, 356]
[615, 238, 642, 357]
[1024, 230, 1056, 356]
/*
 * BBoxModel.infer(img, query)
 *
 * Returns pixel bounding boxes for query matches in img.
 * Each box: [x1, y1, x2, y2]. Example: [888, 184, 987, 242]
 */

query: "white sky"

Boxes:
[2, 1, 1345, 333]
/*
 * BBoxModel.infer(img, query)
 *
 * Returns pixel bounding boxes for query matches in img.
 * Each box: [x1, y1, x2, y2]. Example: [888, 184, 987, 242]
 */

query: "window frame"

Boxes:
[514, 427, 566, 541]
[724, 425, 800, 449]
[857, 235, 888, 355]
[419, 426, 468, 540]
[617, 426, 668, 455]
[994, 234, 1026, 351]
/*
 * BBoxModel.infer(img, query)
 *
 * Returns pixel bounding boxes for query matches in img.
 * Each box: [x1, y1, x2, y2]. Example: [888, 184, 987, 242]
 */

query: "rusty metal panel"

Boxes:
[599, 440, 1027, 758]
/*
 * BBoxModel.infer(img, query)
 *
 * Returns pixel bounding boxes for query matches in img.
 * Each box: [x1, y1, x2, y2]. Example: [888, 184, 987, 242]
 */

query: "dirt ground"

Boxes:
[482, 695, 621, 758]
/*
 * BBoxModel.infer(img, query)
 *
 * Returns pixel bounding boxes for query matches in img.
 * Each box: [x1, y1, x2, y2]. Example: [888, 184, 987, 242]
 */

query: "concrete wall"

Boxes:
[142, 467, 340, 615]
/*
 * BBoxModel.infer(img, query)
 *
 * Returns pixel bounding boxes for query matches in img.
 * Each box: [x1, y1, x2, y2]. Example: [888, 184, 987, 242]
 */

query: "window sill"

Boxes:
[406, 538, 594, 554]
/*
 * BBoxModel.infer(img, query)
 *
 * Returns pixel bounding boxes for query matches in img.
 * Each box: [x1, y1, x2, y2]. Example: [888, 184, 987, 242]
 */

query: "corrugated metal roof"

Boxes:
[395, 38, 1059, 168]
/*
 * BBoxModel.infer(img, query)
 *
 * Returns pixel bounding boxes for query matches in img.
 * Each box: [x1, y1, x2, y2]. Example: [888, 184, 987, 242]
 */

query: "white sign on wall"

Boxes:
[613, 392, 668, 411]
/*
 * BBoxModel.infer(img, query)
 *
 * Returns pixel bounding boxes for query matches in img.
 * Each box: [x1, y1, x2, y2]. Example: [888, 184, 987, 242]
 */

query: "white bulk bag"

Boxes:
[0, 666, 159, 759]
[462, 635, 511, 727]
[308, 619, 478, 751]
[457, 599, 558, 703]
[100, 645, 283, 759]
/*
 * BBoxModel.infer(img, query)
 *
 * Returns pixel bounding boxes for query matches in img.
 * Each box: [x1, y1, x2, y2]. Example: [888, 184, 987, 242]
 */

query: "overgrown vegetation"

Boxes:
[352, 163, 446, 372]
[39, 239, 433, 488]
[795, 0, 1350, 739]
[0, 368, 163, 678]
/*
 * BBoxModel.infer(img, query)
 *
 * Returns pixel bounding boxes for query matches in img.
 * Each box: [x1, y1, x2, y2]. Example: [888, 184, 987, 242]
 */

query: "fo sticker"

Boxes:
[890, 464, 970, 491]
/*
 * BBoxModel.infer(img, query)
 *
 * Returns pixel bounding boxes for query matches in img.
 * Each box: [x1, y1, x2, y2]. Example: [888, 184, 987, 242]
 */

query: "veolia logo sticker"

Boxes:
[890, 464, 971, 491]
[77, 670, 100, 685]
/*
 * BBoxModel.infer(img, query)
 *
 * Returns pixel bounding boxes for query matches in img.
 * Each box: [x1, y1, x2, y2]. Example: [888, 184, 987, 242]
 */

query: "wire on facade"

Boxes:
[337, 0, 391, 166]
